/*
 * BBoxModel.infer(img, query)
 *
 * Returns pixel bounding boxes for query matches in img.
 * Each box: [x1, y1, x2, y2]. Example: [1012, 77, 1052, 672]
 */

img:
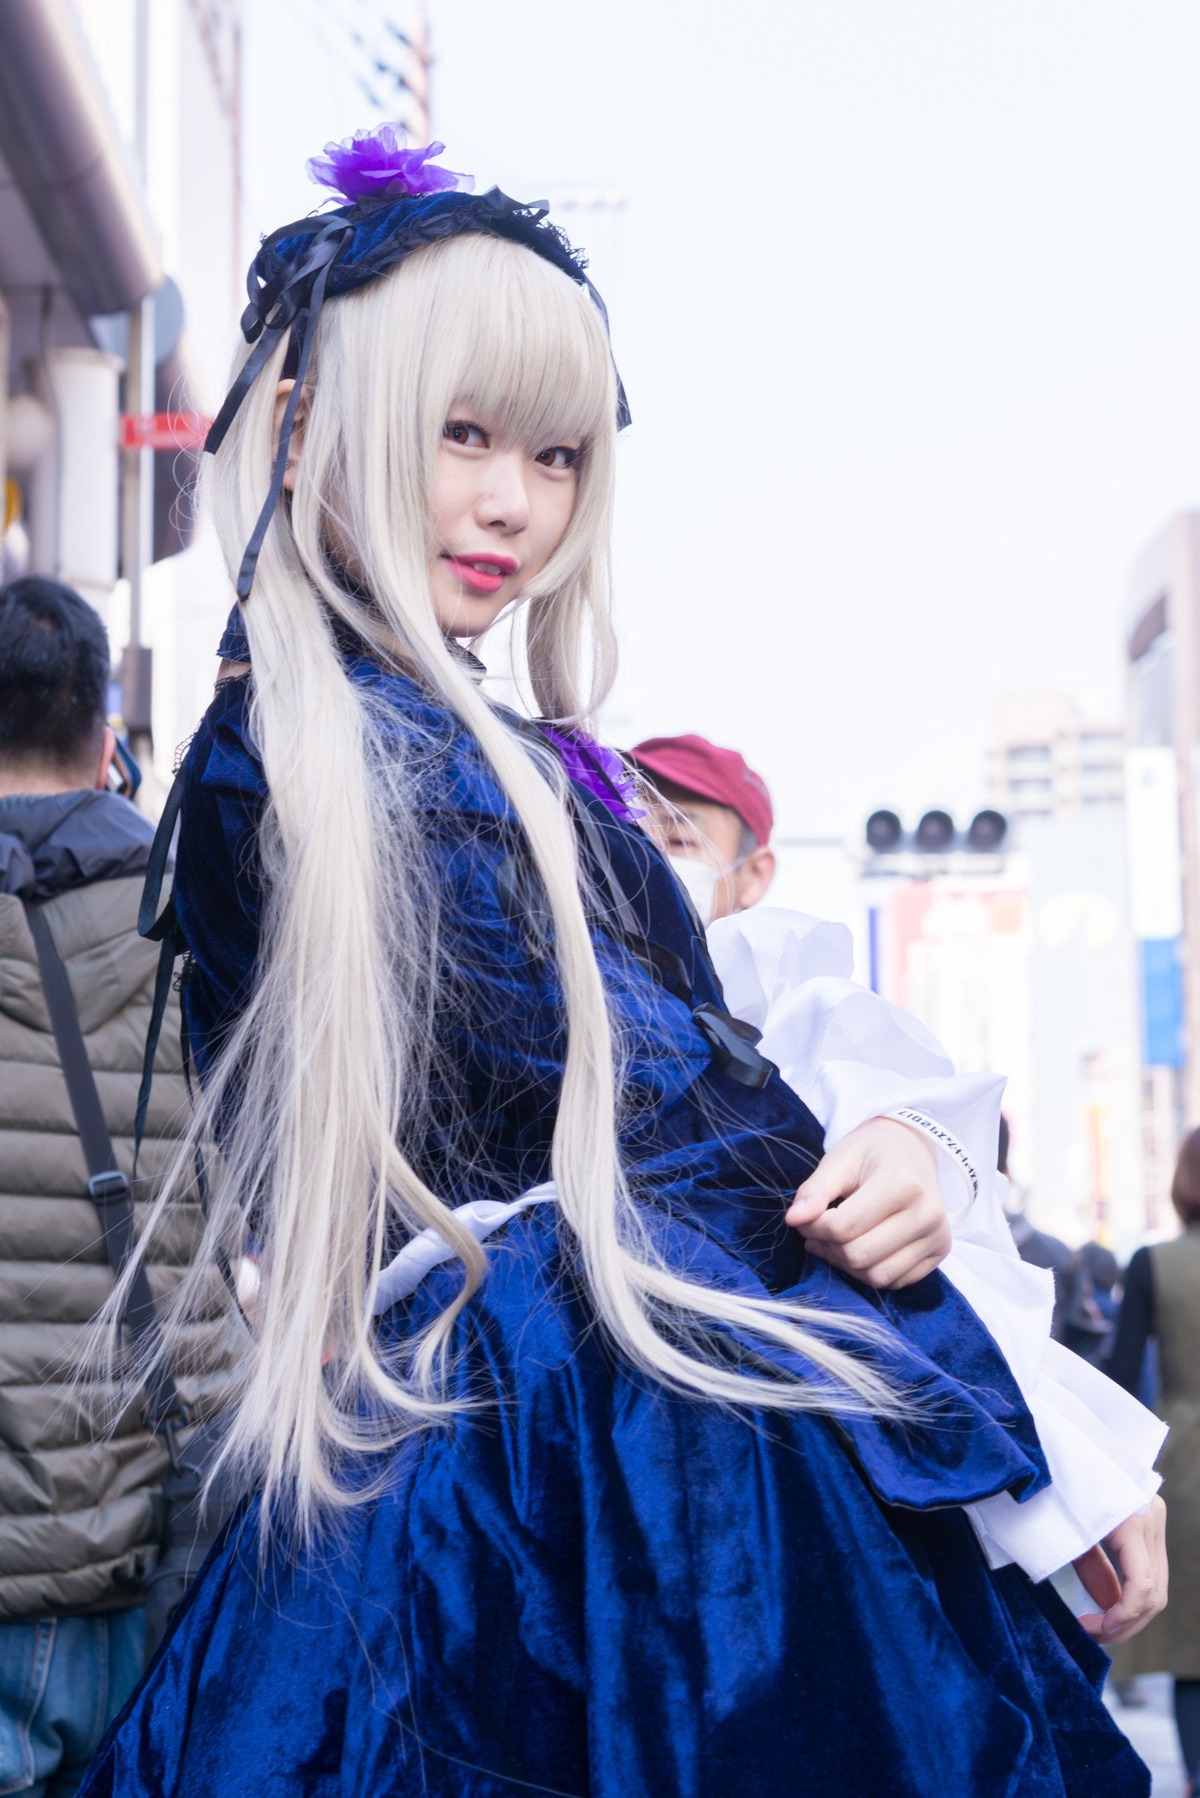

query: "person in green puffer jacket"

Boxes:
[0, 576, 232, 1796]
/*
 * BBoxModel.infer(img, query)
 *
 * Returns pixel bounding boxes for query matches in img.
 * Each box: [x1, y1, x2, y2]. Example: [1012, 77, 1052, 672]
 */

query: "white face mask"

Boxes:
[667, 854, 723, 927]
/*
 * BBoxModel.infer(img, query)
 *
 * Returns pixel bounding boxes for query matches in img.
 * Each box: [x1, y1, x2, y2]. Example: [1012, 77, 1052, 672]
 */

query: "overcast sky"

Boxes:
[244, 1, 1200, 840]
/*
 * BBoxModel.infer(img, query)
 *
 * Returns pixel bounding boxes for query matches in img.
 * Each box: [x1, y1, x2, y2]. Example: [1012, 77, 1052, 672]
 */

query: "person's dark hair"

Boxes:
[1171, 1125, 1200, 1225]
[0, 577, 109, 775]
[1077, 1240, 1119, 1293]
[997, 1114, 1010, 1177]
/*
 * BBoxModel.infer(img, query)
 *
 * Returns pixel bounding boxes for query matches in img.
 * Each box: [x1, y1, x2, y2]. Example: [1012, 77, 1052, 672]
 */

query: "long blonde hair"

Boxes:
[109, 231, 903, 1539]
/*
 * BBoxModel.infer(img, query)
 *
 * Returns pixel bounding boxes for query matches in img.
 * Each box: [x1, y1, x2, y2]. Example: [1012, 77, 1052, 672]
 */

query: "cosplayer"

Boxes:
[80, 130, 1165, 1797]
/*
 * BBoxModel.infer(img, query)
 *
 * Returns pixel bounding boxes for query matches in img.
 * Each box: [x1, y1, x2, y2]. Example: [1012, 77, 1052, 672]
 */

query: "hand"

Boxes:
[785, 1117, 952, 1289]
[1073, 1497, 1167, 1645]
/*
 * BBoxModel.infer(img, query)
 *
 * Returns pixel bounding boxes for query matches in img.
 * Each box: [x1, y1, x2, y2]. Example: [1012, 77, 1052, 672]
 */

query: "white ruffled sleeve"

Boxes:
[707, 905, 1165, 1583]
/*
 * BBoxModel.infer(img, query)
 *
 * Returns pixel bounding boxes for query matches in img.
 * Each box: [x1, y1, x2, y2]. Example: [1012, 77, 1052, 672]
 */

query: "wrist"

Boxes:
[888, 1107, 979, 1205]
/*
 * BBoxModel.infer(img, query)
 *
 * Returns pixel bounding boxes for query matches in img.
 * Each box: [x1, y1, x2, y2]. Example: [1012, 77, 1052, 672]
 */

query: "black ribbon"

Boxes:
[215, 222, 353, 602]
[205, 215, 354, 458]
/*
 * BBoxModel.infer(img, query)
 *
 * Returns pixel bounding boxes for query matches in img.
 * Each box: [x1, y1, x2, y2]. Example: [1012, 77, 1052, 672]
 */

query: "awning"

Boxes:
[0, 0, 161, 317]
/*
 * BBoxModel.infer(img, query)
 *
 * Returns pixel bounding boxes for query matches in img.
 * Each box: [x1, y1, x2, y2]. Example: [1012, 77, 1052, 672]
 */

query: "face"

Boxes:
[644, 786, 777, 923]
[653, 795, 745, 875]
[429, 409, 581, 637]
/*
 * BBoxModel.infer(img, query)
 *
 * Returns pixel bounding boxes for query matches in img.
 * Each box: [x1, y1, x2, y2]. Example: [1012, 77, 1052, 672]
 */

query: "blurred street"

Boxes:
[1108, 1676, 1187, 1796]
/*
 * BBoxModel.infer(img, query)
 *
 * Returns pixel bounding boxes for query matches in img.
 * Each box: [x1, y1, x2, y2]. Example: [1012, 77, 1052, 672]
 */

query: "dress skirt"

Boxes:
[78, 1204, 1148, 1798]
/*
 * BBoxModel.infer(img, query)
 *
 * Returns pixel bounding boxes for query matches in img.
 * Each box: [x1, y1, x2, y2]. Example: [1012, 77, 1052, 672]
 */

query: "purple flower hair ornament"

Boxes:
[306, 124, 472, 204]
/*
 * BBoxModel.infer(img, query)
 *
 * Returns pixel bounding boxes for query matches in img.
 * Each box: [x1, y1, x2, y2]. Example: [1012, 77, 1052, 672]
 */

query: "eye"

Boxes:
[534, 444, 580, 471]
[444, 419, 488, 449]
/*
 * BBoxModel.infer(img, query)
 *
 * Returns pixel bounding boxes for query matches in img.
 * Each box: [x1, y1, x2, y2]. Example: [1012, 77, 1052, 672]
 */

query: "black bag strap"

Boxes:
[133, 766, 187, 1171]
[22, 897, 187, 1446]
[138, 762, 185, 944]
[131, 770, 239, 1312]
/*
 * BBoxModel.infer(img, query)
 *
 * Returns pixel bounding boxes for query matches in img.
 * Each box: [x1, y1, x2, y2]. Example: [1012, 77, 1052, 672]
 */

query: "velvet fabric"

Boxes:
[79, 664, 1147, 1795]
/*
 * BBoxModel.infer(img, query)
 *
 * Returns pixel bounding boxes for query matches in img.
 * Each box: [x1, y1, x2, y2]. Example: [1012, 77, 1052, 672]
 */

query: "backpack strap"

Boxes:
[22, 897, 188, 1449]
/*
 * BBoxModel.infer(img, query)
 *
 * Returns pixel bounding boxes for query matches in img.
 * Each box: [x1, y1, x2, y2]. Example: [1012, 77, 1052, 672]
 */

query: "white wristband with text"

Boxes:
[890, 1106, 979, 1203]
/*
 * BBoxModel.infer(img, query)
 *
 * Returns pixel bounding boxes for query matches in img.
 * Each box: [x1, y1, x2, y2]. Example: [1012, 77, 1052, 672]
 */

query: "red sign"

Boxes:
[119, 412, 212, 452]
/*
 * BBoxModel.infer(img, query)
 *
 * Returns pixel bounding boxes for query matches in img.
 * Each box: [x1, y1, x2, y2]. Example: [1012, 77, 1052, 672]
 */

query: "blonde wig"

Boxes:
[104, 232, 904, 1539]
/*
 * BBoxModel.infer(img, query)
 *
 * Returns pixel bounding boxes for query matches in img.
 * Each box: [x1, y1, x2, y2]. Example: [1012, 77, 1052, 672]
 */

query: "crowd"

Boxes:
[0, 124, 1187, 1797]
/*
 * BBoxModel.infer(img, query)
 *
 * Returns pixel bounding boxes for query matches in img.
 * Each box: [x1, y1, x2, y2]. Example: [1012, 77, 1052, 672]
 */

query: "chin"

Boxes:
[432, 586, 513, 641]
[434, 600, 502, 640]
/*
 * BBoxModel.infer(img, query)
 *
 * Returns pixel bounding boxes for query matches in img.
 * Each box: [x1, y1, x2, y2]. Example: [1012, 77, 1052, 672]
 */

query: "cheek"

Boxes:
[531, 481, 578, 566]
[430, 451, 468, 547]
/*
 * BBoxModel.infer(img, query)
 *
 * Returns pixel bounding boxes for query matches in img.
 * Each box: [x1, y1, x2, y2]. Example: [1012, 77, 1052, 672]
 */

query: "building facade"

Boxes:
[0, 0, 241, 781]
[1124, 513, 1200, 1226]
[987, 692, 1126, 820]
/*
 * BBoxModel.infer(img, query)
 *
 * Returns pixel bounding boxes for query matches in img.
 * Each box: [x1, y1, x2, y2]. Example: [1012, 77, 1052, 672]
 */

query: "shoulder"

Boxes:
[1125, 1245, 1156, 1297]
[1128, 1244, 1154, 1275]
[183, 658, 523, 840]
[183, 675, 265, 807]
[346, 658, 520, 830]
[174, 679, 268, 951]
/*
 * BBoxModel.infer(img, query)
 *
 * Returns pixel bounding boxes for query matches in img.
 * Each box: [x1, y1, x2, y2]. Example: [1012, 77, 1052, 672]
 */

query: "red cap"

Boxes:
[629, 734, 774, 846]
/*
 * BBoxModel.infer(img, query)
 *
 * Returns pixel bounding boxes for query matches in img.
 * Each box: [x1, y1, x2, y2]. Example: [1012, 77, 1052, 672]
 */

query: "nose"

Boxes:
[475, 446, 530, 535]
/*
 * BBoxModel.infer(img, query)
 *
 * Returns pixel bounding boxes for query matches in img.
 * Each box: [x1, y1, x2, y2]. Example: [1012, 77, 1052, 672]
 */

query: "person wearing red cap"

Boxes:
[630, 733, 777, 924]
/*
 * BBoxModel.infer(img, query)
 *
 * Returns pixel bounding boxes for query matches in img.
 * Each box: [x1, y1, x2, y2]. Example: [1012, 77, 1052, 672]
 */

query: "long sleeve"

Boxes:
[1104, 1247, 1155, 1395]
[708, 903, 1167, 1582]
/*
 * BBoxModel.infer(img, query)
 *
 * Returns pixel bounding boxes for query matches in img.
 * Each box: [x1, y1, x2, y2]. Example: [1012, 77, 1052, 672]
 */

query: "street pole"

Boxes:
[119, 0, 155, 748]
[120, 293, 154, 656]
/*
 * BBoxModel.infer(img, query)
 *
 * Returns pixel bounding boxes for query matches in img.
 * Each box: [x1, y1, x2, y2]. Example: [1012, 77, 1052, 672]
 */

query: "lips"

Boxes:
[442, 554, 518, 596]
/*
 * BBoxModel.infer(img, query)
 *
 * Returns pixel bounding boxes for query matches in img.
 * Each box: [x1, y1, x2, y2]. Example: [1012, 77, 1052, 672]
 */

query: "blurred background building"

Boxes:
[987, 693, 1126, 819]
[1124, 514, 1200, 1230]
[860, 734, 1141, 1253]
[0, 0, 241, 778]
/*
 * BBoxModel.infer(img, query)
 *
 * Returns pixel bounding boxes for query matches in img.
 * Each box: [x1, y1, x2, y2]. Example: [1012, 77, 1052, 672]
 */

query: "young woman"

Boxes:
[81, 131, 1164, 1797]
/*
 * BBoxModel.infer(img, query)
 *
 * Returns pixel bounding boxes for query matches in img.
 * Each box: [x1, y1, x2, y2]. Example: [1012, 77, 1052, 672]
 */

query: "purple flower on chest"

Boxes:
[307, 125, 471, 203]
[542, 726, 645, 825]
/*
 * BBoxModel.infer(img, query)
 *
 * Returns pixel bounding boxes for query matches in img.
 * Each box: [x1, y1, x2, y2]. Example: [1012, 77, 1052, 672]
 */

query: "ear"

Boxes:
[272, 379, 306, 492]
[94, 725, 117, 792]
[733, 846, 776, 911]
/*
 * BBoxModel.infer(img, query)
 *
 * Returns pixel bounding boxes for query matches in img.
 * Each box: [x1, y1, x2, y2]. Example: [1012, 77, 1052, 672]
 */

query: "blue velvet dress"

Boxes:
[80, 660, 1146, 1797]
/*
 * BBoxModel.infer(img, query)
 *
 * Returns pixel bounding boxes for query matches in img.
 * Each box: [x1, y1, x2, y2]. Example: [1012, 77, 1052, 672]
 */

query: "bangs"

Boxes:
[407, 233, 616, 454]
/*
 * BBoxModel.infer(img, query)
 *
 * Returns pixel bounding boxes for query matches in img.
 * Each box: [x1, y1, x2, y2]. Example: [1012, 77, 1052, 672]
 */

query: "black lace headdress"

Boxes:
[206, 128, 630, 601]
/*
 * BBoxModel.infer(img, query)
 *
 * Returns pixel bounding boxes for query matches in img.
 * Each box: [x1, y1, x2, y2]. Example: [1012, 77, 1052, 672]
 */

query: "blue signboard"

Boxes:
[1140, 936, 1185, 1069]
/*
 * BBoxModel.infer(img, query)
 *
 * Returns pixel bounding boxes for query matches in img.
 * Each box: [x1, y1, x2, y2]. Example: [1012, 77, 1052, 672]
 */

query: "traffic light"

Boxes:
[863, 808, 1009, 865]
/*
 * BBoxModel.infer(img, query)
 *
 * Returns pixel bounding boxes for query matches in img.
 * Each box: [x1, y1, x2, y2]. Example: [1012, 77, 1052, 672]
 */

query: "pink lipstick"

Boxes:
[442, 554, 518, 595]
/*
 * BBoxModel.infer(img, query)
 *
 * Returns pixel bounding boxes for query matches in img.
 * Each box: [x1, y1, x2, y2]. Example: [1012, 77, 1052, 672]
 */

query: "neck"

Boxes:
[0, 769, 92, 800]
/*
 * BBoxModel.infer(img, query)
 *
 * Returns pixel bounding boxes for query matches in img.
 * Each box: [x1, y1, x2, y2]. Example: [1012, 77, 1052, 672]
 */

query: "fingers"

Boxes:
[797, 1171, 913, 1241]
[806, 1233, 947, 1290]
[1074, 1500, 1168, 1644]
[801, 1244, 947, 1289]
[1071, 1543, 1122, 1616]
[786, 1136, 870, 1227]
[786, 1118, 951, 1289]
[797, 1172, 951, 1288]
